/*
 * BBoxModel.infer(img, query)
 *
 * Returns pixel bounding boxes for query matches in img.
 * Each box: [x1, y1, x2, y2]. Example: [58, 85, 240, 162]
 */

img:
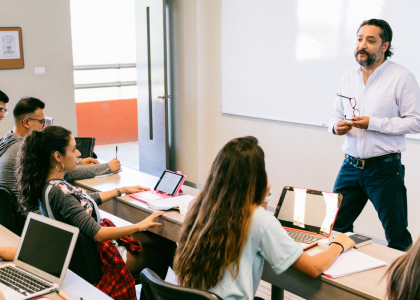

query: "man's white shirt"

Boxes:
[328, 59, 420, 159]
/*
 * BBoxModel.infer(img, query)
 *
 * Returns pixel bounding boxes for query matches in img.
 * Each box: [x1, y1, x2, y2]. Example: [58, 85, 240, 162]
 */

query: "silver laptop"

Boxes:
[274, 186, 342, 250]
[0, 212, 79, 300]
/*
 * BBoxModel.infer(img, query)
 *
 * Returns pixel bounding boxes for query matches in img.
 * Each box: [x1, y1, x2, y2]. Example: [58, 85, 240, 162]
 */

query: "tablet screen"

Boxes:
[155, 171, 184, 195]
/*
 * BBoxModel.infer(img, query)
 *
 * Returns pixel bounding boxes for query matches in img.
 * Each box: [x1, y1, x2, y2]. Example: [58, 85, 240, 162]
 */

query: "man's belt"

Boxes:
[345, 153, 401, 170]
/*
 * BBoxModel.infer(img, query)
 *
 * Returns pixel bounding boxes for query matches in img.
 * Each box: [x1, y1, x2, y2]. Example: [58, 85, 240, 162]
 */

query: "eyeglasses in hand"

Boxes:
[337, 94, 360, 120]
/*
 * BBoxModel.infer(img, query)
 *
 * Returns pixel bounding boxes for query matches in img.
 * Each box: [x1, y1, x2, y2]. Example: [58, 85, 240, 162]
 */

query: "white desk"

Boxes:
[0, 225, 112, 300]
[75, 168, 404, 300]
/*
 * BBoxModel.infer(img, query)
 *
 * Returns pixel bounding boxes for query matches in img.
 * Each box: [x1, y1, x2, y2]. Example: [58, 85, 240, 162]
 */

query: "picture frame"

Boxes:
[0, 27, 24, 70]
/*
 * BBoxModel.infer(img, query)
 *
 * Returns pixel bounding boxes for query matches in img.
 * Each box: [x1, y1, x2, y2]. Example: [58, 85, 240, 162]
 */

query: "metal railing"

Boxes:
[73, 63, 137, 89]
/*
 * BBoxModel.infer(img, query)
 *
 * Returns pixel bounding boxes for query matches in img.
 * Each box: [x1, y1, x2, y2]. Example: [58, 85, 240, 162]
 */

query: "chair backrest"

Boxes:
[0, 187, 26, 236]
[140, 268, 223, 300]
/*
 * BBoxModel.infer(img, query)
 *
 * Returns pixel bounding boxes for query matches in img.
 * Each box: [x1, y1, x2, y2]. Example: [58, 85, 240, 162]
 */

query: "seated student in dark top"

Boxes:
[0, 90, 9, 124]
[0, 97, 120, 198]
[174, 136, 355, 300]
[16, 126, 176, 300]
[386, 237, 420, 299]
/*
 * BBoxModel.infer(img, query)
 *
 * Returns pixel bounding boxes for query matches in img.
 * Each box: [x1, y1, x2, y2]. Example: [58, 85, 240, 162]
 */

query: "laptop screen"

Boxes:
[274, 187, 342, 236]
[17, 218, 74, 278]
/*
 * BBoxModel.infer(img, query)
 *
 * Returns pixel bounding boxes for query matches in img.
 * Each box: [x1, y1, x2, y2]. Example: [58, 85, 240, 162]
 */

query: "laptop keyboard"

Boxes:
[0, 266, 53, 296]
[286, 230, 323, 244]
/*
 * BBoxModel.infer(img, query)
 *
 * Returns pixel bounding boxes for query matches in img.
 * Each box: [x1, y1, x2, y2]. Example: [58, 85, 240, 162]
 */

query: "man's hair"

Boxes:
[0, 90, 9, 103]
[358, 19, 394, 58]
[13, 97, 45, 119]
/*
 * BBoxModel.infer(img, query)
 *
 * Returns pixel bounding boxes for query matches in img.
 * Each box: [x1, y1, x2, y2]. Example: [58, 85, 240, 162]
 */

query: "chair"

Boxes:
[140, 268, 223, 300]
[0, 187, 26, 236]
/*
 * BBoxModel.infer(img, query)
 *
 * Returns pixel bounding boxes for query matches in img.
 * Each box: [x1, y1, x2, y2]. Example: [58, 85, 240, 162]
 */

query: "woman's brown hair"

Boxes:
[16, 126, 72, 213]
[173, 136, 267, 290]
[386, 238, 420, 300]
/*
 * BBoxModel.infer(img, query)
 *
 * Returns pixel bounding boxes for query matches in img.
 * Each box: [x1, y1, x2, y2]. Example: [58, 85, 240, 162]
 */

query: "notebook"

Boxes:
[130, 170, 186, 203]
[274, 186, 342, 250]
[0, 213, 79, 300]
[147, 194, 195, 211]
[320, 249, 386, 279]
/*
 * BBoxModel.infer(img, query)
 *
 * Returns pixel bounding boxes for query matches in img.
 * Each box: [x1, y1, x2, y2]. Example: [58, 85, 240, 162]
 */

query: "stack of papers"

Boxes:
[147, 194, 195, 211]
[322, 249, 386, 279]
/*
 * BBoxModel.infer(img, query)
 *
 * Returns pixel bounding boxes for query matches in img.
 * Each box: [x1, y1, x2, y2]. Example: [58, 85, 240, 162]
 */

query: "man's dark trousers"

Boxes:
[332, 157, 412, 251]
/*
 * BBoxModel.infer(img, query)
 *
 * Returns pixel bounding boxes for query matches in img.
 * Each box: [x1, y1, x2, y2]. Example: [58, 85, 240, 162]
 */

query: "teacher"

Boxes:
[328, 19, 420, 251]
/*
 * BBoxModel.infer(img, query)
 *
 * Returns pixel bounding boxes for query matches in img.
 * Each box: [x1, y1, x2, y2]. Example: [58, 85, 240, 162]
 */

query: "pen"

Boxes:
[116, 145, 118, 159]
[80, 298, 89, 300]
[57, 291, 70, 300]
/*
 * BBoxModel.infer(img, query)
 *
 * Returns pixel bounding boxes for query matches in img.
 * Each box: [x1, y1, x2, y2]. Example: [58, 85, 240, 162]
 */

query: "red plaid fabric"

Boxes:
[95, 218, 142, 300]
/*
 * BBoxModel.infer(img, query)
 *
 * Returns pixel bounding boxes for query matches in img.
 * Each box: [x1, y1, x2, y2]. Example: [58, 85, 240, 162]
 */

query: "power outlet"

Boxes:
[35, 67, 45, 75]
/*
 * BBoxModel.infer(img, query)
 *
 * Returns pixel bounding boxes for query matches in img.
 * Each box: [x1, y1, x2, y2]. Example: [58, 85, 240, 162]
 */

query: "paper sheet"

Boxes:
[0, 31, 20, 59]
[148, 194, 195, 211]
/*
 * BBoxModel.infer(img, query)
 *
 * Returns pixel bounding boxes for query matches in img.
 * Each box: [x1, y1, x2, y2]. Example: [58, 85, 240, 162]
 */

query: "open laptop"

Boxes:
[0, 212, 79, 300]
[130, 170, 186, 203]
[274, 186, 342, 250]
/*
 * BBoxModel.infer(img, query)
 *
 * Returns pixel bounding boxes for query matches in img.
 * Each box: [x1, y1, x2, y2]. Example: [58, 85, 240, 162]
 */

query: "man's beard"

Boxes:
[354, 49, 382, 67]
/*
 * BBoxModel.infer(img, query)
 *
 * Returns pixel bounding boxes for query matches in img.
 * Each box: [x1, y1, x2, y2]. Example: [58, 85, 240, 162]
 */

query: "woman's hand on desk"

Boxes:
[331, 232, 355, 252]
[138, 211, 164, 230]
[94, 211, 164, 242]
[121, 185, 151, 194]
[291, 233, 355, 278]
[99, 186, 150, 202]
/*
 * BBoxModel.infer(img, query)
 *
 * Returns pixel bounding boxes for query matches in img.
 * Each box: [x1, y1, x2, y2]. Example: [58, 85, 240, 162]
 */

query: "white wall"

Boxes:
[0, 0, 77, 136]
[170, 0, 420, 241]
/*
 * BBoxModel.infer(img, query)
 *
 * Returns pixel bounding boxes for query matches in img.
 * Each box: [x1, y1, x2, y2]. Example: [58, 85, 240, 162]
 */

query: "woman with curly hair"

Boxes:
[16, 126, 176, 300]
[173, 136, 355, 300]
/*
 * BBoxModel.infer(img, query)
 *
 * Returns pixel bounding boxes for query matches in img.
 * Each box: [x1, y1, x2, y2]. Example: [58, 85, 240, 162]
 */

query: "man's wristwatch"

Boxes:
[116, 188, 122, 196]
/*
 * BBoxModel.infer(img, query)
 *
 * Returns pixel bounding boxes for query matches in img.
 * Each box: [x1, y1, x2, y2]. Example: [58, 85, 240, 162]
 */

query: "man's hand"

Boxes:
[108, 158, 121, 173]
[335, 120, 353, 135]
[81, 157, 100, 165]
[352, 116, 370, 129]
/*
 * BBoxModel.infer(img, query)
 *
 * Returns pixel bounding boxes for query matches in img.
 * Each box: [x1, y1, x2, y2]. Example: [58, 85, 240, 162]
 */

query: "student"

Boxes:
[0, 97, 120, 198]
[173, 136, 355, 300]
[0, 90, 9, 123]
[16, 126, 176, 300]
[386, 237, 420, 299]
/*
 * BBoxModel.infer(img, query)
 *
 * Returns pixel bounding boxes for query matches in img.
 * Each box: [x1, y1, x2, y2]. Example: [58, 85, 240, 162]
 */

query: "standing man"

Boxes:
[329, 19, 420, 251]
[0, 90, 9, 122]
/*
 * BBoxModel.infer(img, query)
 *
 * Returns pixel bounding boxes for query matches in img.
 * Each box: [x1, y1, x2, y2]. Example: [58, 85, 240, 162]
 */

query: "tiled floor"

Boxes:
[95, 141, 139, 170]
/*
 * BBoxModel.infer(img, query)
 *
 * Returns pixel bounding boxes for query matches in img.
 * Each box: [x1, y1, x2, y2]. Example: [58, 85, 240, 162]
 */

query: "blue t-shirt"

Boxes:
[208, 206, 303, 300]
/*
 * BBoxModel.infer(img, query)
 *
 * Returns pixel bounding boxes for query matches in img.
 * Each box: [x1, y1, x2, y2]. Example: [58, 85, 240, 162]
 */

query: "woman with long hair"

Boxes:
[174, 136, 355, 300]
[16, 126, 176, 300]
[386, 237, 420, 299]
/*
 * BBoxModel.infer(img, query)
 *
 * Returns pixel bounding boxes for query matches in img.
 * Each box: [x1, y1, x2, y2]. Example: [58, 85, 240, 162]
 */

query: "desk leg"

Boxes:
[271, 285, 284, 300]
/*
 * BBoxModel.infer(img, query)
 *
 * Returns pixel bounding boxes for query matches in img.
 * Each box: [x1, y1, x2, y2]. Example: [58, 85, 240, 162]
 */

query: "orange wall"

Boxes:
[76, 99, 138, 145]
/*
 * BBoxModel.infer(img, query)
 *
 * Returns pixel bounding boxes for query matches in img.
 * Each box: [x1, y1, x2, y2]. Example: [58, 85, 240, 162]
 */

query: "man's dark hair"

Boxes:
[0, 90, 9, 103]
[358, 19, 393, 59]
[13, 97, 45, 119]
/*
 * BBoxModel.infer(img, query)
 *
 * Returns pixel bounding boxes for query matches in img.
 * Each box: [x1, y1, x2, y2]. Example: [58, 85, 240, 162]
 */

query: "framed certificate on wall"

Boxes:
[0, 27, 24, 70]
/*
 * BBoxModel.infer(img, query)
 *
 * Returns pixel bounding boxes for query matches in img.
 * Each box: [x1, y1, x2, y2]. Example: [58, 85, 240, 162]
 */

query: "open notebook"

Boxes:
[147, 194, 195, 211]
[320, 249, 386, 279]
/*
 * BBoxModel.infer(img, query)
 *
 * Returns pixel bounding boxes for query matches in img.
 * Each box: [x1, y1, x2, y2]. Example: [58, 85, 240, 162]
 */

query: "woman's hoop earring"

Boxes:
[56, 162, 65, 172]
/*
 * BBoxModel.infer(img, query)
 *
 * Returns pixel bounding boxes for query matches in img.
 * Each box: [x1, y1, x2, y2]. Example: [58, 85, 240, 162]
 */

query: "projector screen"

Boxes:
[221, 0, 420, 140]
